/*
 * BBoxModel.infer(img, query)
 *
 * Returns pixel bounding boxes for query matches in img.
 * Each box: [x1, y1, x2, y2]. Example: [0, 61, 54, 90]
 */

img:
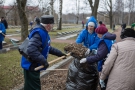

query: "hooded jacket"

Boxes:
[76, 16, 99, 50]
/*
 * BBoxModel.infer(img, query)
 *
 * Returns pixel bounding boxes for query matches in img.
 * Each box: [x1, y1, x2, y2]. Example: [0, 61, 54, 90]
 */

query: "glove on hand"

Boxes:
[61, 53, 67, 59]
[85, 49, 91, 56]
[40, 59, 49, 69]
[100, 79, 105, 88]
[80, 58, 87, 63]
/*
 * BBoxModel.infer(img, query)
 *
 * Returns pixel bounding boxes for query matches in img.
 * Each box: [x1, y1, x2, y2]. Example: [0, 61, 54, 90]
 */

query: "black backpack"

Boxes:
[18, 25, 48, 62]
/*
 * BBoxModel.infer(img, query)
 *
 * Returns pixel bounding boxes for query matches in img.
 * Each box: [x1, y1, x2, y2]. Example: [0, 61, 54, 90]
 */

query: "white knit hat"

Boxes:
[88, 22, 95, 27]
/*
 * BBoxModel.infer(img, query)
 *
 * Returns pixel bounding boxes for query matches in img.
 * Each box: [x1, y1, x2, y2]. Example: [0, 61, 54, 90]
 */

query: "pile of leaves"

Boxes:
[64, 43, 87, 59]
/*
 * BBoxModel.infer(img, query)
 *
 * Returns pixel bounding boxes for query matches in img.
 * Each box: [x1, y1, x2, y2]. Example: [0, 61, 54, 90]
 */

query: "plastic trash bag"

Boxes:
[66, 58, 99, 90]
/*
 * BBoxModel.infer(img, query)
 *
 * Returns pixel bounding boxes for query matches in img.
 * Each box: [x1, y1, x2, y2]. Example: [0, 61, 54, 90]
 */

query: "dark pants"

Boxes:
[0, 41, 2, 49]
[24, 69, 41, 90]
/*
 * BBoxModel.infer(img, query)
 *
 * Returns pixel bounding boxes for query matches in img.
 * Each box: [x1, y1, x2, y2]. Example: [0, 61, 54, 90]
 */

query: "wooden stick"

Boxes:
[34, 53, 70, 71]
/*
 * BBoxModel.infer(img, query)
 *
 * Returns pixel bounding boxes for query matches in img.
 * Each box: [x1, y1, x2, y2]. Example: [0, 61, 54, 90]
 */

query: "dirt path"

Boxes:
[113, 27, 122, 42]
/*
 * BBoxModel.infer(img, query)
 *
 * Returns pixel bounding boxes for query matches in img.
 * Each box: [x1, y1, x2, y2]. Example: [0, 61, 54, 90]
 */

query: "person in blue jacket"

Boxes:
[80, 26, 116, 90]
[76, 16, 99, 51]
[0, 21, 6, 49]
[66, 16, 100, 90]
[21, 15, 66, 90]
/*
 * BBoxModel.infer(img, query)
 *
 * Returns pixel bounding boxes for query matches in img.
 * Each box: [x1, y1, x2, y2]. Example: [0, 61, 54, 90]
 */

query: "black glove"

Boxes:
[40, 59, 49, 69]
[61, 53, 67, 59]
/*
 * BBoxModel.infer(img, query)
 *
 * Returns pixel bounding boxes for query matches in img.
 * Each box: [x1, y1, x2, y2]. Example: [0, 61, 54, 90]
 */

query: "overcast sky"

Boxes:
[4, 0, 119, 14]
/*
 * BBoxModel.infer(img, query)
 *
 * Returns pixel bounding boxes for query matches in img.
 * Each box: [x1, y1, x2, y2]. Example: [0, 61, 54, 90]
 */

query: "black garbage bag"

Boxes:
[66, 58, 99, 90]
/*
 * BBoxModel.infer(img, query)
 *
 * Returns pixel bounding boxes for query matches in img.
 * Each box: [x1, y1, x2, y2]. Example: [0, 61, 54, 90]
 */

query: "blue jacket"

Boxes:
[21, 25, 65, 71]
[76, 16, 99, 50]
[21, 27, 50, 70]
[86, 32, 116, 71]
[97, 37, 114, 72]
[0, 23, 6, 41]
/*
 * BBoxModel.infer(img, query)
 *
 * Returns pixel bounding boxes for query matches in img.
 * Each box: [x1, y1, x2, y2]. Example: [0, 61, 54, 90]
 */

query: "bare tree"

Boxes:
[87, 0, 99, 19]
[0, 0, 5, 17]
[49, 0, 54, 15]
[125, 0, 134, 25]
[57, 0, 63, 30]
[100, 0, 113, 28]
[16, 0, 28, 41]
[76, 0, 80, 24]
[5, 2, 20, 26]
[114, 0, 124, 24]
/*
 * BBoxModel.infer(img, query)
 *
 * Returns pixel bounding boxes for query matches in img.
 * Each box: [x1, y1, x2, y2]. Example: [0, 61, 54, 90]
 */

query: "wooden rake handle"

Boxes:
[34, 53, 71, 71]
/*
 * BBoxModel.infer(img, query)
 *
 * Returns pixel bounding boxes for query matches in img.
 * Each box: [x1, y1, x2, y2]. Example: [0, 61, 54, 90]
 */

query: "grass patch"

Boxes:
[6, 28, 21, 34]
[0, 42, 68, 90]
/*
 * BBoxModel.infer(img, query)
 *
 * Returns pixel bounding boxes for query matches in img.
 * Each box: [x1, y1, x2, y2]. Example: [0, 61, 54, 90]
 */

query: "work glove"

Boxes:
[61, 53, 67, 56]
[85, 49, 91, 56]
[100, 79, 105, 88]
[80, 58, 87, 63]
[40, 59, 49, 69]
[0, 31, 2, 33]
[60, 52, 67, 59]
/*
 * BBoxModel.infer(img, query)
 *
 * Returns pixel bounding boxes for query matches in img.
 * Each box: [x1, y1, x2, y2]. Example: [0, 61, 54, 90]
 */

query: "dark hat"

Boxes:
[41, 15, 54, 24]
[99, 21, 102, 24]
[95, 26, 108, 34]
[120, 28, 135, 39]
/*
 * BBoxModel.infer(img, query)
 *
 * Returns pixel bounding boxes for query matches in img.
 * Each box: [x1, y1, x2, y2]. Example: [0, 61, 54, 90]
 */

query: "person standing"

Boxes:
[1, 17, 8, 29]
[79, 26, 116, 90]
[21, 15, 66, 90]
[100, 28, 135, 90]
[35, 17, 40, 25]
[82, 20, 85, 28]
[66, 16, 100, 90]
[0, 21, 6, 49]
[29, 21, 33, 28]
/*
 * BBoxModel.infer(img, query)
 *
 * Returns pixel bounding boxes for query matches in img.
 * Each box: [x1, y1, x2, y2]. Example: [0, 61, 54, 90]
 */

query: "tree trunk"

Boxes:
[88, 0, 99, 19]
[109, 12, 113, 29]
[50, 0, 54, 15]
[57, 0, 63, 30]
[76, 0, 79, 24]
[16, 0, 28, 41]
[109, 0, 113, 29]
[128, 12, 131, 25]
[14, 5, 18, 25]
